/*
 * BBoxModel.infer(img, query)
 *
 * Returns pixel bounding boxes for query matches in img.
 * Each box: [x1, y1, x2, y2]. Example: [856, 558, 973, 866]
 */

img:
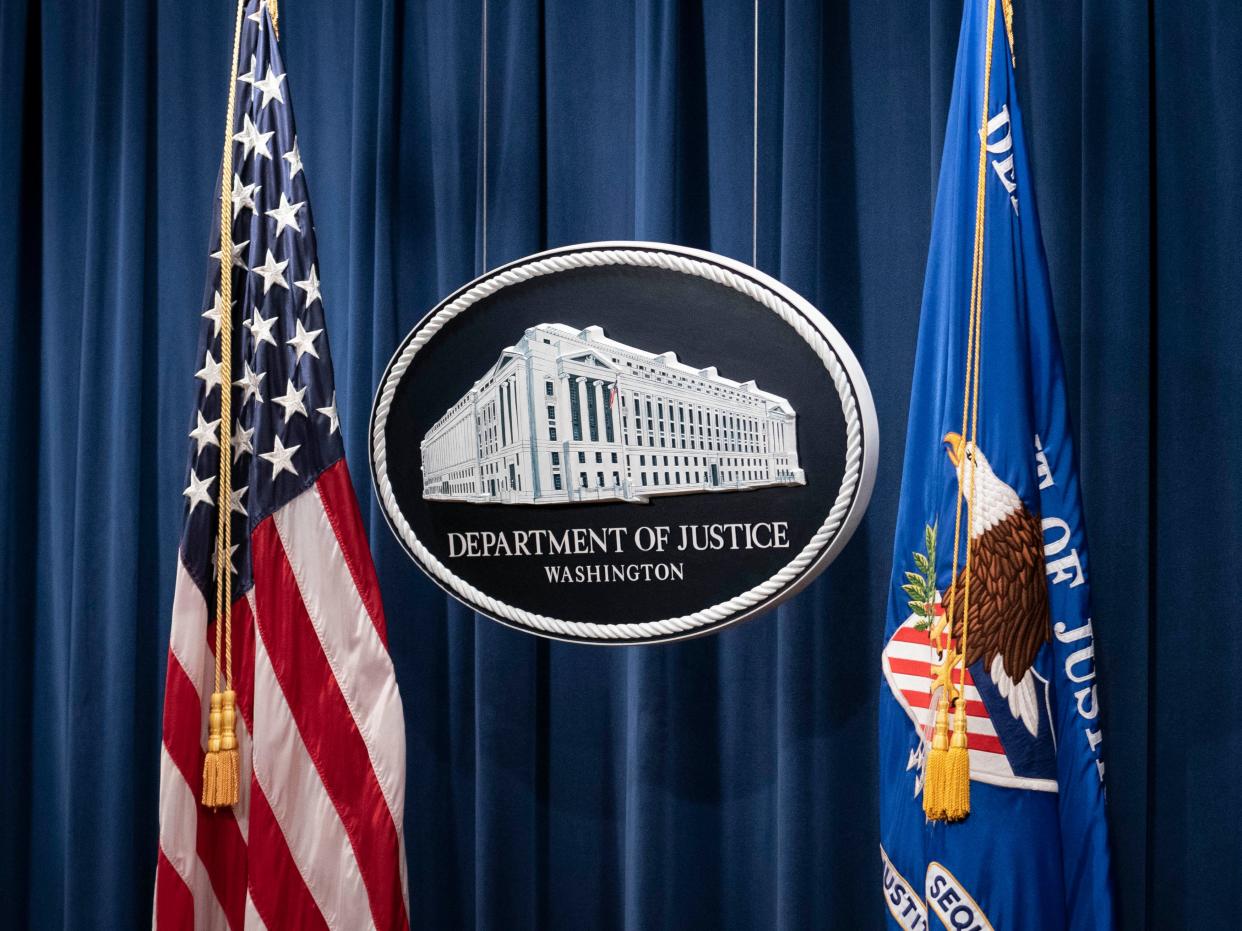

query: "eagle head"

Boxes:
[943, 432, 1023, 538]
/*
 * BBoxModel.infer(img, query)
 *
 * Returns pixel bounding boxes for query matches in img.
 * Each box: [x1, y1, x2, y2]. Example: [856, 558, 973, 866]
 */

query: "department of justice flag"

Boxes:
[878, 1, 1115, 928]
[153, 2, 409, 927]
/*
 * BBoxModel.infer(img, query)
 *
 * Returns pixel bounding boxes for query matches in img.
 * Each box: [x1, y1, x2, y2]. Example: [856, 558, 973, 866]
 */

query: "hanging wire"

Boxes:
[752, 0, 759, 268]
[480, 0, 489, 272]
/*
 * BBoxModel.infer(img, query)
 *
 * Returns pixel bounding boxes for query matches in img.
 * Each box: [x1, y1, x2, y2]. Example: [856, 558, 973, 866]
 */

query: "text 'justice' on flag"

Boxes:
[154, 2, 409, 928]
[878, 1, 1115, 929]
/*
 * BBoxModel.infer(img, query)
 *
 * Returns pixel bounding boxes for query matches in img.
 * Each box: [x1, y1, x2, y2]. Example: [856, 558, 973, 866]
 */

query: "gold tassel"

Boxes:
[202, 690, 223, 806]
[218, 689, 241, 806]
[201, 690, 241, 808]
[922, 695, 951, 820]
[944, 703, 971, 822]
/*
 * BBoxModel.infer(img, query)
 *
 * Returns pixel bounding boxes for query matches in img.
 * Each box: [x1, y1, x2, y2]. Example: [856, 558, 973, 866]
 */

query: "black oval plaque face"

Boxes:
[370, 242, 877, 644]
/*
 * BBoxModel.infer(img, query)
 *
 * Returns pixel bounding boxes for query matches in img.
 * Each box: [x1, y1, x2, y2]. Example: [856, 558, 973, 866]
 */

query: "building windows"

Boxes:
[551, 451, 560, 465]
[547, 404, 556, 422]
[604, 386, 615, 442]
[596, 471, 605, 487]
[583, 387, 598, 444]
[580, 472, 588, 488]
[587, 383, 600, 441]
[611, 452, 618, 463]
[569, 376, 582, 441]
[508, 384, 517, 438]
[641, 473, 648, 486]
[545, 381, 554, 396]
[549, 427, 558, 441]
[595, 452, 603, 463]
[578, 451, 586, 464]
[612, 472, 620, 486]
[553, 473, 562, 490]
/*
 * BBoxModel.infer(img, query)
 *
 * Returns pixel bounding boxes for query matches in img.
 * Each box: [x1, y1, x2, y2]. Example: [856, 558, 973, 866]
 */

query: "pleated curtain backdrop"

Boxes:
[1, 0, 1239, 928]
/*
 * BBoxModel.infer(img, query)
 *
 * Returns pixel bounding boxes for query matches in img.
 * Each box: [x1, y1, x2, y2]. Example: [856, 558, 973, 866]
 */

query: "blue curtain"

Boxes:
[1, 0, 1238, 927]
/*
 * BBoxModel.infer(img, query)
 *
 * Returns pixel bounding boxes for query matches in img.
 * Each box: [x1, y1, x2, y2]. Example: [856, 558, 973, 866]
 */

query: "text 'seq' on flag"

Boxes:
[154, 2, 410, 929]
[879, 1, 1115, 930]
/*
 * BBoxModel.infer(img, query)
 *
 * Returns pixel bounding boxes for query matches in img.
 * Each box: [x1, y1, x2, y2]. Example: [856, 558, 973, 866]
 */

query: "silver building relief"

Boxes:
[420, 323, 805, 505]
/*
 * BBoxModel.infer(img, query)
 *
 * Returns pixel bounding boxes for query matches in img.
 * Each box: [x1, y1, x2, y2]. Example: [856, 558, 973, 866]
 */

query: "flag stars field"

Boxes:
[195, 351, 222, 392]
[287, 318, 321, 361]
[182, 468, 214, 512]
[273, 379, 308, 424]
[231, 422, 254, 462]
[252, 65, 286, 109]
[251, 249, 288, 293]
[260, 434, 300, 478]
[317, 393, 339, 435]
[202, 290, 228, 335]
[211, 542, 239, 577]
[233, 112, 273, 161]
[294, 264, 320, 306]
[232, 174, 259, 218]
[283, 139, 302, 178]
[189, 412, 220, 455]
[266, 192, 304, 236]
[237, 53, 258, 87]
[235, 360, 266, 405]
[245, 306, 278, 347]
[212, 237, 249, 269]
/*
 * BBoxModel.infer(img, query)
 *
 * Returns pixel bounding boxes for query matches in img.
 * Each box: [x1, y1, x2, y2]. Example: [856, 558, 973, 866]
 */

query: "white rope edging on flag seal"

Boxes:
[370, 247, 864, 641]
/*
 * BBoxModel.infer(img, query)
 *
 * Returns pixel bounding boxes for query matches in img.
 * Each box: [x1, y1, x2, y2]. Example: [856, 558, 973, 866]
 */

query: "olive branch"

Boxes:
[902, 522, 938, 631]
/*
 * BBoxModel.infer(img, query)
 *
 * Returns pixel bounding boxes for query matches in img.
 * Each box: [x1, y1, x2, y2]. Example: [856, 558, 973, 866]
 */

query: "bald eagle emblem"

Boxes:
[940, 432, 1051, 737]
[883, 433, 1059, 791]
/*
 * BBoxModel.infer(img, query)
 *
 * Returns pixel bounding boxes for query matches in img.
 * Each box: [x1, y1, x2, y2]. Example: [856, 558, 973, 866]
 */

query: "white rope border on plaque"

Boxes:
[371, 248, 863, 640]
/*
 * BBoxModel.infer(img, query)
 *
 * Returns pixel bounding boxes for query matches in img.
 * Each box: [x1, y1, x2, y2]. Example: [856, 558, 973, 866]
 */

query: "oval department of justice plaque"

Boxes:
[369, 242, 878, 644]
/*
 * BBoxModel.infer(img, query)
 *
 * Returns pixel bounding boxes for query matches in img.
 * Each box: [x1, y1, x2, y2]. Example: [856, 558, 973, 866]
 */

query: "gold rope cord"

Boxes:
[203, 0, 247, 809]
[925, 0, 998, 823]
[959, 0, 999, 736]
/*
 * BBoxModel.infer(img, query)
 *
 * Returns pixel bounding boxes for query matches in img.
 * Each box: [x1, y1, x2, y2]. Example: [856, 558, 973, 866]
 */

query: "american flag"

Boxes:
[154, 3, 408, 928]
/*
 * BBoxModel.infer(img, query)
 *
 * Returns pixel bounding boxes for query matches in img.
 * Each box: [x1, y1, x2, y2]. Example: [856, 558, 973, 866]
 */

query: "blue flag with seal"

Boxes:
[879, 2, 1115, 929]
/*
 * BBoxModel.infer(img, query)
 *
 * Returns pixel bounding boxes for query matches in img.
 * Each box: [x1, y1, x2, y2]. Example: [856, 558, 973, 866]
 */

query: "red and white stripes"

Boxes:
[155, 461, 408, 930]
